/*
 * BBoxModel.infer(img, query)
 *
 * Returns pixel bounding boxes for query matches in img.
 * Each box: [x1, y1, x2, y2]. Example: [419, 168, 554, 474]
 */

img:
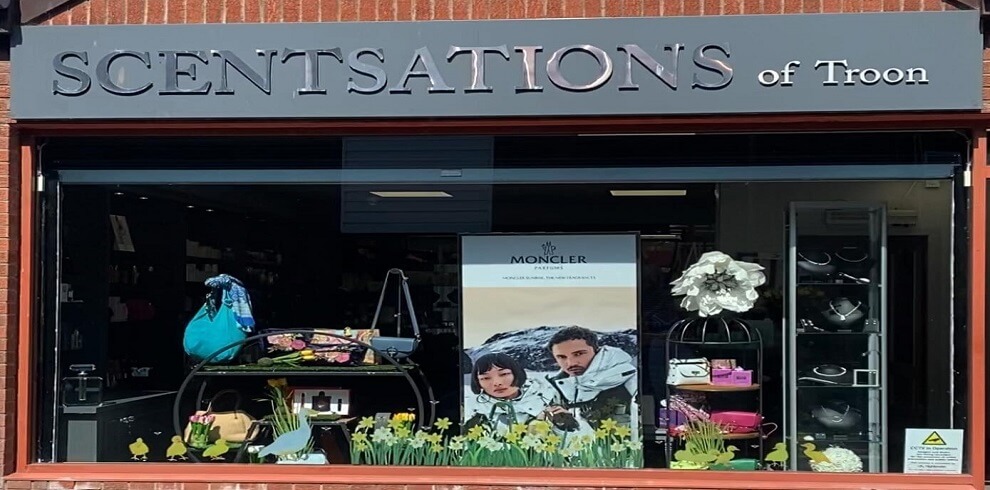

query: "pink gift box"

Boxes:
[713, 368, 753, 386]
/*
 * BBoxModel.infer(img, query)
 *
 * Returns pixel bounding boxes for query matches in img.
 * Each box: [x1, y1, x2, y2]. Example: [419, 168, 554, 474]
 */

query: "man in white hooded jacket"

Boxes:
[544, 326, 638, 431]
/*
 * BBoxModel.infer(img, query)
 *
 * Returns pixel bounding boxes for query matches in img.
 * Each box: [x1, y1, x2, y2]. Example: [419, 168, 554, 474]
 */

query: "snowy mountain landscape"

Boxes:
[464, 325, 638, 372]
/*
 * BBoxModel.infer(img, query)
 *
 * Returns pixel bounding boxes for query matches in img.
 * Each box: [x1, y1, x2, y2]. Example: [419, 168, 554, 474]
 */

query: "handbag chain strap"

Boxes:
[370, 268, 422, 340]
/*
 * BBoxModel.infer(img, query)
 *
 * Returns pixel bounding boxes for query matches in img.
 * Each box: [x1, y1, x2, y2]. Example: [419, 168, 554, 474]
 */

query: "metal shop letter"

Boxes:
[96, 50, 153, 96]
[212, 50, 278, 95]
[281, 48, 343, 95]
[546, 45, 613, 92]
[447, 45, 510, 93]
[52, 51, 91, 96]
[347, 48, 388, 94]
[514, 46, 544, 92]
[617, 43, 683, 91]
[692, 43, 732, 90]
[389, 47, 455, 94]
[159, 51, 212, 95]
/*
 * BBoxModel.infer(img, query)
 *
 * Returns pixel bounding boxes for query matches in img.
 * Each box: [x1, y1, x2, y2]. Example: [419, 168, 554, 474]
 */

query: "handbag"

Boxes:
[183, 389, 257, 444]
[666, 358, 710, 386]
[710, 411, 762, 433]
[182, 289, 246, 363]
[369, 268, 421, 360]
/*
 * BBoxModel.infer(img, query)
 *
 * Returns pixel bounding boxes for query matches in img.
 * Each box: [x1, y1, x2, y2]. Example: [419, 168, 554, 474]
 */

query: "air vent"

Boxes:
[824, 209, 870, 226]
[824, 209, 916, 227]
[889, 209, 919, 227]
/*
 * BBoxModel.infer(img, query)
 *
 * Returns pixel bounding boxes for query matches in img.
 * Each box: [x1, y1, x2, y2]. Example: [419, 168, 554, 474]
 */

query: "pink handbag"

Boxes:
[710, 411, 762, 433]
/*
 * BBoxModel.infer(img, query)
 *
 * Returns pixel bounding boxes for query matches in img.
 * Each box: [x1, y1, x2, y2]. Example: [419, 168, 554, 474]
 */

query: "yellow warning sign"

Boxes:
[922, 431, 947, 446]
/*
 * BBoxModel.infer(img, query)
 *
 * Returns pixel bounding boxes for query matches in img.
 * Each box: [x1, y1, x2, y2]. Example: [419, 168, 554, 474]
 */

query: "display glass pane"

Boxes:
[33, 134, 970, 475]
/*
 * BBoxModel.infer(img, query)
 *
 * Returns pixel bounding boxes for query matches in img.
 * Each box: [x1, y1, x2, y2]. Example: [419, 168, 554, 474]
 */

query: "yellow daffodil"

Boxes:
[545, 434, 562, 447]
[357, 416, 375, 430]
[614, 425, 632, 439]
[395, 426, 412, 439]
[352, 432, 368, 443]
[529, 420, 552, 436]
[505, 431, 521, 444]
[595, 427, 609, 439]
[467, 425, 485, 441]
[510, 423, 527, 435]
[354, 442, 369, 451]
[388, 417, 406, 430]
[426, 433, 442, 445]
[600, 418, 619, 432]
[301, 355, 316, 361]
[300, 349, 314, 356]
[434, 417, 452, 431]
[431, 444, 443, 453]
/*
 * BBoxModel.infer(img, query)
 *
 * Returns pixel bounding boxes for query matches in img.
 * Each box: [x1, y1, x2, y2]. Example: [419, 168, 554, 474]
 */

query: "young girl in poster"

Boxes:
[464, 352, 594, 436]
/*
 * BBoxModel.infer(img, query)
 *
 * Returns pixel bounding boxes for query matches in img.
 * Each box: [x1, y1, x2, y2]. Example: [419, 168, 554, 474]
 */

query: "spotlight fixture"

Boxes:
[369, 191, 453, 198]
[609, 189, 687, 197]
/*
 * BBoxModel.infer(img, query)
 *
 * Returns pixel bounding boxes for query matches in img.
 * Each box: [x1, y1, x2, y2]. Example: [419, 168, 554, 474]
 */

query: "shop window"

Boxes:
[33, 136, 970, 475]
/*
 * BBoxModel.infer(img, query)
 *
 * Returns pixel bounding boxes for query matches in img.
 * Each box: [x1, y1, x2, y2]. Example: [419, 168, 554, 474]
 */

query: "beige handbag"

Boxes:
[183, 389, 257, 444]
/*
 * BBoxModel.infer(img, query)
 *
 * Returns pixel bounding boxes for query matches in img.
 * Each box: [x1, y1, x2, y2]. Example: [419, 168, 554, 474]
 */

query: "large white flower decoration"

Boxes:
[670, 251, 766, 317]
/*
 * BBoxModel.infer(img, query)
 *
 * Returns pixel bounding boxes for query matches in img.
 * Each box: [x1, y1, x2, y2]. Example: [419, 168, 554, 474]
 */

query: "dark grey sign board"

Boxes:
[10, 11, 983, 120]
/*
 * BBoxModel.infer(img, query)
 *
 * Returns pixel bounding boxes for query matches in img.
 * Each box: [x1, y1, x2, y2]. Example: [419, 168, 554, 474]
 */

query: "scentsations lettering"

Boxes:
[50, 43, 734, 97]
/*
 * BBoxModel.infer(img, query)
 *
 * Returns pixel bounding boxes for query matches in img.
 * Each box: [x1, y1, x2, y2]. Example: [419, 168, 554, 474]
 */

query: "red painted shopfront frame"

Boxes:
[6, 113, 989, 490]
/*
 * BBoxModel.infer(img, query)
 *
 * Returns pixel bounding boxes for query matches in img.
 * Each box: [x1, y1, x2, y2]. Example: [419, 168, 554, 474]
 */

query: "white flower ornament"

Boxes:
[671, 251, 767, 317]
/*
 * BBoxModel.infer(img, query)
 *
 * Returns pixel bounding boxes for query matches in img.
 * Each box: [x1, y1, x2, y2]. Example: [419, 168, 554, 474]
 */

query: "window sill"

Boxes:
[4, 463, 980, 490]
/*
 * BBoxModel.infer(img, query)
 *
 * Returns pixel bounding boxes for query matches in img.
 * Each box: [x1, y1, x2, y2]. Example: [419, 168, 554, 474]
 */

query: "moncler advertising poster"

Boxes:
[460, 233, 642, 468]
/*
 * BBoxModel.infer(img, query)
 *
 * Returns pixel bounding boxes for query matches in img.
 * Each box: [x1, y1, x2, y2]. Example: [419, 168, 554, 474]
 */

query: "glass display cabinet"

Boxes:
[785, 202, 887, 473]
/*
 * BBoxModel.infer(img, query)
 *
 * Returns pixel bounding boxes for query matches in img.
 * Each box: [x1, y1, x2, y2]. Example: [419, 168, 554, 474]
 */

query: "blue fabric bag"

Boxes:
[182, 289, 247, 364]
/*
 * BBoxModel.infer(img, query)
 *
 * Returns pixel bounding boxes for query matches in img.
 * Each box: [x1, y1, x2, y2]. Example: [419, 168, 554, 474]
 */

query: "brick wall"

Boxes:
[3, 0, 979, 489]
[0, 35, 14, 488]
[36, 0, 960, 23]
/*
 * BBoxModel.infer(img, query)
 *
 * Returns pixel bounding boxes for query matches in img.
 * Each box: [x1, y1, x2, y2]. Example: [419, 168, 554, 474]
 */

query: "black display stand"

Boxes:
[664, 315, 765, 467]
[172, 329, 437, 463]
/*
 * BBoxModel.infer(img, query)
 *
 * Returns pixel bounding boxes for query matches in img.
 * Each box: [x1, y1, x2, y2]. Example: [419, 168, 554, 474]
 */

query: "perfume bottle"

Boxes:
[62, 364, 103, 406]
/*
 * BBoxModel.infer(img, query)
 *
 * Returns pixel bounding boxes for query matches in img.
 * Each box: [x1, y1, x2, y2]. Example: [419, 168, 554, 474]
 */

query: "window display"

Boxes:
[34, 134, 969, 475]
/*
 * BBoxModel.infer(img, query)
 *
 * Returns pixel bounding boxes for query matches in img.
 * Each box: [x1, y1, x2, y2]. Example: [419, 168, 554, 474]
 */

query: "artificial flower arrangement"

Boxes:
[670, 251, 767, 317]
[261, 378, 314, 461]
[671, 419, 734, 470]
[350, 409, 642, 468]
[261, 328, 376, 365]
[256, 344, 316, 368]
[186, 413, 215, 449]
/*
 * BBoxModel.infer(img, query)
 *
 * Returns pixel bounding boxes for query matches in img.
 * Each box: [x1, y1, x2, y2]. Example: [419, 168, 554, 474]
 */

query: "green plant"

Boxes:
[672, 419, 729, 468]
[349, 412, 643, 468]
[262, 378, 314, 460]
[685, 419, 727, 455]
